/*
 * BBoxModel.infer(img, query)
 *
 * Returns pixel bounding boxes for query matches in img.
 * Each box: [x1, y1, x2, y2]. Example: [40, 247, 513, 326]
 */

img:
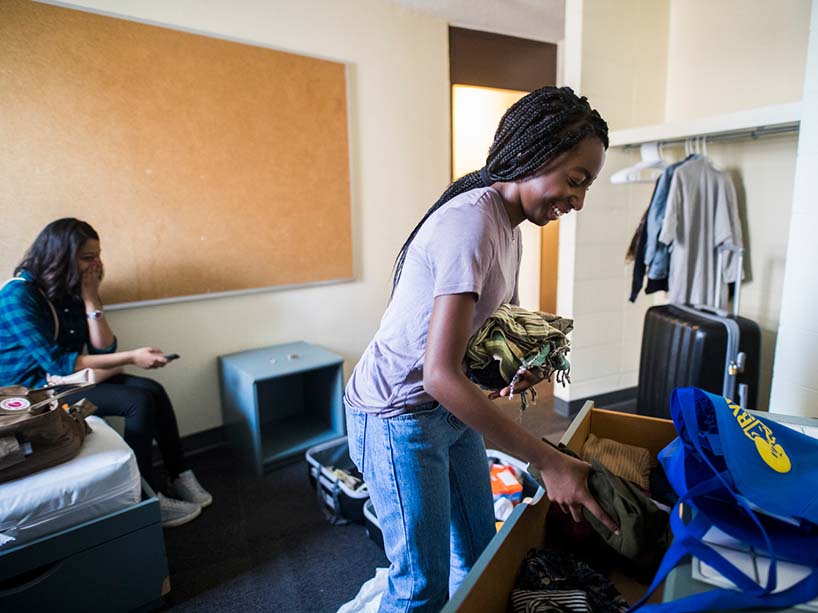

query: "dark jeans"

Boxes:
[66, 374, 187, 488]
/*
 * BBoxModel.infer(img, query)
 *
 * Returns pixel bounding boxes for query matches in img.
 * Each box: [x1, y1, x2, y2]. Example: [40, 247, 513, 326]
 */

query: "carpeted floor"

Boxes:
[159, 380, 570, 612]
[158, 448, 388, 612]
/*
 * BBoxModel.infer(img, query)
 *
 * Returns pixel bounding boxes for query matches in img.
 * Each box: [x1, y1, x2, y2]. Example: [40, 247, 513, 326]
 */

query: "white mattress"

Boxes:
[0, 416, 141, 549]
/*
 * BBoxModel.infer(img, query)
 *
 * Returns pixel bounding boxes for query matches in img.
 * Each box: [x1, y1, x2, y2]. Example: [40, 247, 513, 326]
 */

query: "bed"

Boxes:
[0, 416, 169, 611]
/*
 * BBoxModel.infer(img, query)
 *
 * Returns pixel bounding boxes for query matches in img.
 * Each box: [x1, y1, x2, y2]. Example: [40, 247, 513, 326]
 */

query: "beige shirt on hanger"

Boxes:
[658, 157, 743, 307]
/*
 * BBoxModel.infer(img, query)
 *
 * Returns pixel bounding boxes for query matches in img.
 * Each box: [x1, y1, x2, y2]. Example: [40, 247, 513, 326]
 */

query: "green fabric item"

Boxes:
[465, 304, 573, 385]
[528, 444, 670, 569]
[584, 460, 670, 563]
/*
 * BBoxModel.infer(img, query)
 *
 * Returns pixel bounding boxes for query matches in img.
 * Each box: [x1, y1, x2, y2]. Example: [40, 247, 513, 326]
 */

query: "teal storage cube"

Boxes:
[218, 342, 345, 475]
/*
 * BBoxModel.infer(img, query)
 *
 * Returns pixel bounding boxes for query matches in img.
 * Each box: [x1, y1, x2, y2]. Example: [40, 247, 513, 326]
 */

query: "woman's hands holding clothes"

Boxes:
[424, 293, 618, 535]
[131, 347, 168, 369]
[536, 450, 619, 533]
[487, 368, 544, 400]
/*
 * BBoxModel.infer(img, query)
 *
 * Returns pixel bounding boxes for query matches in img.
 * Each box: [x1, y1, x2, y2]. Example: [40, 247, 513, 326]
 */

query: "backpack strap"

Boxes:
[2, 277, 59, 341]
[20, 382, 96, 414]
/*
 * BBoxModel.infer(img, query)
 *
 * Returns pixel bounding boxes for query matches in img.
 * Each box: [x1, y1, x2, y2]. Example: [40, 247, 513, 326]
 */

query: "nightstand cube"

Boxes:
[218, 342, 345, 474]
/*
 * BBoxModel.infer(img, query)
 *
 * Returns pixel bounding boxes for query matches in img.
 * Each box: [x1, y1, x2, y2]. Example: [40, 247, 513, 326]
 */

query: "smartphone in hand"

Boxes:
[163, 353, 180, 361]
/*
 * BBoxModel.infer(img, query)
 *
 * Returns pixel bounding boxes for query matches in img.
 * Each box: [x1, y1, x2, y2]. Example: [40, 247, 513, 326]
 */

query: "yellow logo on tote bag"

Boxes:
[727, 400, 791, 474]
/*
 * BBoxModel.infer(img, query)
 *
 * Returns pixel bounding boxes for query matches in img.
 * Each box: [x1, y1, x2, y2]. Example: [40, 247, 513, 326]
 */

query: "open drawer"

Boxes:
[443, 402, 678, 612]
[0, 485, 169, 612]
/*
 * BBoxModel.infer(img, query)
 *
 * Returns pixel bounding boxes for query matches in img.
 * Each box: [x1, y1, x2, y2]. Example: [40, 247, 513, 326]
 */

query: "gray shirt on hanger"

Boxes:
[658, 157, 743, 306]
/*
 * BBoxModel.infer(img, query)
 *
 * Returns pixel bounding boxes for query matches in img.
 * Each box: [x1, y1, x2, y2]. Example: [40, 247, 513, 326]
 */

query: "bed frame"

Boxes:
[0, 481, 169, 611]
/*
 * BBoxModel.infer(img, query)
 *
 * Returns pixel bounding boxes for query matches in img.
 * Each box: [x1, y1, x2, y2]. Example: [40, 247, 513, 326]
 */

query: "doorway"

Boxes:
[449, 27, 559, 314]
[451, 84, 550, 312]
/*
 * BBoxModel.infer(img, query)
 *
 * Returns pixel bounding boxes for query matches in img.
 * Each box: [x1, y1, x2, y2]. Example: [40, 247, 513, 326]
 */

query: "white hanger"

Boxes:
[610, 141, 669, 184]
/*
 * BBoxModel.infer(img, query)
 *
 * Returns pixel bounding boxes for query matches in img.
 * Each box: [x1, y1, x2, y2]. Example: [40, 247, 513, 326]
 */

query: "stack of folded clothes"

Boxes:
[465, 304, 573, 409]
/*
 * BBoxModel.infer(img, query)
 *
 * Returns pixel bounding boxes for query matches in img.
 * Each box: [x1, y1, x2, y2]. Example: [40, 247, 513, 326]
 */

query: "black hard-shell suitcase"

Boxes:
[637, 246, 760, 419]
[637, 305, 760, 418]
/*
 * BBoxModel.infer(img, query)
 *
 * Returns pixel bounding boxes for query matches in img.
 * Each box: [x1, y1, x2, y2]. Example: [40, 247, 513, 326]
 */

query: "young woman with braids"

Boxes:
[0, 218, 211, 528]
[344, 87, 618, 612]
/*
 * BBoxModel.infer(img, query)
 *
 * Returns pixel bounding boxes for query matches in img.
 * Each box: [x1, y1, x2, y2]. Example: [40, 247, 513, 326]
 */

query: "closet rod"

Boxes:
[621, 123, 799, 149]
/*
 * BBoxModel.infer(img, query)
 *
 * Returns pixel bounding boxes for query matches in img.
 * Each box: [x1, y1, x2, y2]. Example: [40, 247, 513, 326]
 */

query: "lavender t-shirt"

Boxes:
[344, 187, 522, 417]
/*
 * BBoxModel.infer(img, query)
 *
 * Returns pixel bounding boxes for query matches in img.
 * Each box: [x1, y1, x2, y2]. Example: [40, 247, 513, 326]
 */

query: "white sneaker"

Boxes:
[157, 493, 201, 528]
[169, 470, 213, 507]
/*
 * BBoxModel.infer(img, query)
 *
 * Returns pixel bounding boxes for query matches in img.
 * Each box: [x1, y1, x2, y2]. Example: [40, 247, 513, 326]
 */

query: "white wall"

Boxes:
[558, 0, 670, 404]
[52, 0, 451, 436]
[639, 0, 807, 410]
[769, 0, 818, 417]
[450, 85, 541, 311]
[705, 137, 798, 410]
[665, 0, 811, 122]
[579, 0, 669, 131]
[558, 0, 809, 409]
[390, 0, 566, 44]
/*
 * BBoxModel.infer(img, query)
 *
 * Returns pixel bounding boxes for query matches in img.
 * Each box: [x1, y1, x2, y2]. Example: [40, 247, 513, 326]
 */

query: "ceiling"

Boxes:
[389, 0, 565, 43]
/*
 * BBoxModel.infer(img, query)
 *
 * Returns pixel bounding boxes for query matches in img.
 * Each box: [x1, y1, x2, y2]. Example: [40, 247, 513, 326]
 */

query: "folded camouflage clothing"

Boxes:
[465, 304, 573, 408]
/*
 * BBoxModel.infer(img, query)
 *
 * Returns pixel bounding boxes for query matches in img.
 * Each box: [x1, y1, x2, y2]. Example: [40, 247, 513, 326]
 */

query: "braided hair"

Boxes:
[392, 86, 608, 294]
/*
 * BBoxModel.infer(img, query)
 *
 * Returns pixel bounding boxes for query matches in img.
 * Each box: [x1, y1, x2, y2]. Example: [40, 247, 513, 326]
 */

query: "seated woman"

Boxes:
[0, 218, 212, 528]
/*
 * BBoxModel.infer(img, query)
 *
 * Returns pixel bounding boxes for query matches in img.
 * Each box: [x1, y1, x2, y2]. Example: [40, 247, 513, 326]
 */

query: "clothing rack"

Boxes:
[608, 102, 802, 148]
[619, 123, 799, 149]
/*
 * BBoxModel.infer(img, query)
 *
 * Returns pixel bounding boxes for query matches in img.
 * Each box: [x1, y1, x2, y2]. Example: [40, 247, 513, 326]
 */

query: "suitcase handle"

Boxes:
[738, 383, 749, 410]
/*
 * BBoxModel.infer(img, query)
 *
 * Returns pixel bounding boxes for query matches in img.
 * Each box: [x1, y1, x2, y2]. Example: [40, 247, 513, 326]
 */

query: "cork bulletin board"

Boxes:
[0, 0, 352, 305]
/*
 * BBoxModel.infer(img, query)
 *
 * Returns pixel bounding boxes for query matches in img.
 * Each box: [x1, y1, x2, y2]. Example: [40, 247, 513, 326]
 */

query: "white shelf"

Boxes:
[608, 102, 802, 147]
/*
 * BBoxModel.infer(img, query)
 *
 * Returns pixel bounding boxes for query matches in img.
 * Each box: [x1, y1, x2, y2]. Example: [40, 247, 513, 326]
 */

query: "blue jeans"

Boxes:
[346, 402, 496, 613]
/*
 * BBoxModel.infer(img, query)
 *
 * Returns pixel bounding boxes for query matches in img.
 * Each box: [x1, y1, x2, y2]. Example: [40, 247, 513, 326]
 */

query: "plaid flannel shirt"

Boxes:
[0, 271, 116, 388]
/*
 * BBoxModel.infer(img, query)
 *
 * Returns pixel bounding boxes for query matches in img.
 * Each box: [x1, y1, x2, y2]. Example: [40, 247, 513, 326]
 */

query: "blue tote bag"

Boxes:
[632, 387, 818, 612]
